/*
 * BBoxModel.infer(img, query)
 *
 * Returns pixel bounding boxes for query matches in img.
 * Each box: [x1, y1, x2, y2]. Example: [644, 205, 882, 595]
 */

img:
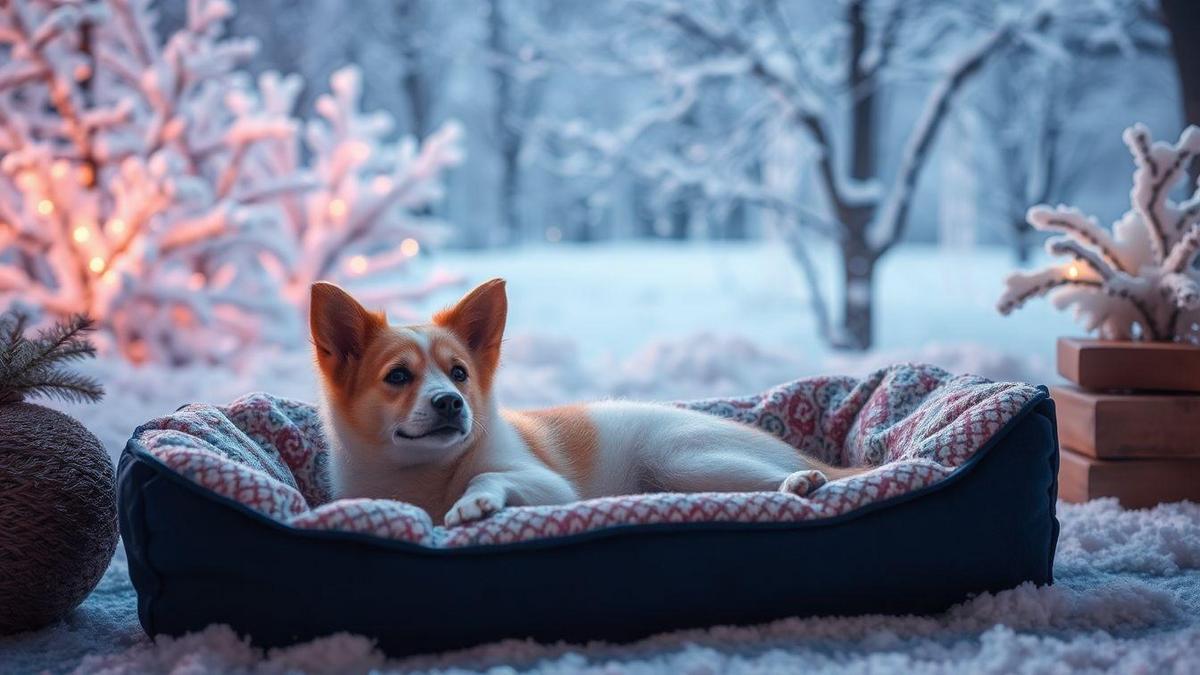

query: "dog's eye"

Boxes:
[384, 367, 412, 386]
[450, 365, 468, 382]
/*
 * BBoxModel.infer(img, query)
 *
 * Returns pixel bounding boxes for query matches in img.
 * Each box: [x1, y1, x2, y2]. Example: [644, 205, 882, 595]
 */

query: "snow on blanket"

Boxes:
[127, 363, 1043, 548]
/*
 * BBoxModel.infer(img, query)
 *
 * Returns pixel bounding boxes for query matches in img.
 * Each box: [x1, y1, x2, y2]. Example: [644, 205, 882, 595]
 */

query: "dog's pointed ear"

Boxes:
[310, 282, 386, 365]
[434, 278, 507, 378]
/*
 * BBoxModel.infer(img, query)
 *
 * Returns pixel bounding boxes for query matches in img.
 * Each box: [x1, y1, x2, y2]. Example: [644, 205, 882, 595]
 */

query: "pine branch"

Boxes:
[0, 311, 103, 404]
[27, 314, 97, 372]
[1, 308, 30, 347]
[11, 368, 104, 404]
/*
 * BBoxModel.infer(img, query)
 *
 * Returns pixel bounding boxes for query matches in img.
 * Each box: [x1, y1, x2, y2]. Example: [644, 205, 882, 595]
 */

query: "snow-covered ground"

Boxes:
[54, 241, 1079, 460]
[7, 499, 1199, 674]
[10, 242, 1199, 673]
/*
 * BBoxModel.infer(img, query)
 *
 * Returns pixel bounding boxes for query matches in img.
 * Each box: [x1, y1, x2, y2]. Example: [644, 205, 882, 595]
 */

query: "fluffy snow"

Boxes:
[8, 242, 1194, 673]
[4, 499, 1197, 674]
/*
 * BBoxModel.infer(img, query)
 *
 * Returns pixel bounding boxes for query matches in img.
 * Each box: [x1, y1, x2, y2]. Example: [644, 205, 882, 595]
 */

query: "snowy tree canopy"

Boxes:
[0, 0, 463, 365]
[998, 124, 1200, 343]
[519, 0, 1152, 350]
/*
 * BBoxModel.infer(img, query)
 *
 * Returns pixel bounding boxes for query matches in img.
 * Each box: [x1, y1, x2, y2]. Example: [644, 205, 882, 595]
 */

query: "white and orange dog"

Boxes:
[311, 279, 861, 526]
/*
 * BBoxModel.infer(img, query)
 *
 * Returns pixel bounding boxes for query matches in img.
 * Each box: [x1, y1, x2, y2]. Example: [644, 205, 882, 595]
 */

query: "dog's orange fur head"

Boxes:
[310, 279, 507, 468]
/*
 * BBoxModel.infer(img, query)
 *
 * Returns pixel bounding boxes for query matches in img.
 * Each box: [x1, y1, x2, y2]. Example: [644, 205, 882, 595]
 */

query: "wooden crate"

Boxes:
[1057, 338, 1200, 393]
[1051, 385, 1200, 459]
[1058, 448, 1200, 508]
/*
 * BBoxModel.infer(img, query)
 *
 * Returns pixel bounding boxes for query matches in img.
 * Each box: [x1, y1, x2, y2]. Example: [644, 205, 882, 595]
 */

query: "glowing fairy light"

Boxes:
[36, 199, 54, 216]
[371, 175, 393, 194]
[1066, 264, 1080, 279]
[51, 160, 70, 179]
[108, 218, 126, 235]
[88, 256, 104, 273]
[72, 225, 90, 243]
[349, 141, 371, 161]
[400, 238, 420, 257]
[102, 270, 119, 286]
[328, 198, 348, 219]
[347, 255, 369, 275]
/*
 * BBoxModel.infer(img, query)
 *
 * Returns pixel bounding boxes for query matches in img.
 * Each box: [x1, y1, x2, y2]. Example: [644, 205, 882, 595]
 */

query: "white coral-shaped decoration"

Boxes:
[998, 124, 1200, 343]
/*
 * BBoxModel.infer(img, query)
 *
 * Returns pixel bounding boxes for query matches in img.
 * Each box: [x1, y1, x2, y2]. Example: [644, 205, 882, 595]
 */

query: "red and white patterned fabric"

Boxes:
[129, 364, 1042, 548]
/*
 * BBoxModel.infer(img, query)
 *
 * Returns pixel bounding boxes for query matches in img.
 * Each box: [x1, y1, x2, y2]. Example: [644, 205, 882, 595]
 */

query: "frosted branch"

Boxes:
[1027, 205, 1127, 273]
[1122, 123, 1200, 261]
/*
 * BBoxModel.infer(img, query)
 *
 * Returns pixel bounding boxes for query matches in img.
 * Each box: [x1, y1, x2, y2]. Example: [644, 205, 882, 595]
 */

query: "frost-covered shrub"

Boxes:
[0, 0, 462, 366]
[998, 124, 1200, 343]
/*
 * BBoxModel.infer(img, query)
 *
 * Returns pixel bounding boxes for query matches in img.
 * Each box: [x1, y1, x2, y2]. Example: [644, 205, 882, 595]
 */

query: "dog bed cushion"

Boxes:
[118, 363, 1059, 654]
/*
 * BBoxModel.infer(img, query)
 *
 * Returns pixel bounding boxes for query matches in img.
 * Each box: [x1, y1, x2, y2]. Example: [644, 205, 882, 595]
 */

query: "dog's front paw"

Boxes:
[444, 493, 504, 527]
[779, 470, 828, 497]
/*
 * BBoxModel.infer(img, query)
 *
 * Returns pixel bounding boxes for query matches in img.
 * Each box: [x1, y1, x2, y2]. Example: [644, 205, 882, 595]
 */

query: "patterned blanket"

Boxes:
[127, 364, 1043, 548]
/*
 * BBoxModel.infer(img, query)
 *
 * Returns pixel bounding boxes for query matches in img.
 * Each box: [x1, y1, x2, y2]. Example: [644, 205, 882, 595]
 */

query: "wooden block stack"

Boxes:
[1052, 338, 1200, 508]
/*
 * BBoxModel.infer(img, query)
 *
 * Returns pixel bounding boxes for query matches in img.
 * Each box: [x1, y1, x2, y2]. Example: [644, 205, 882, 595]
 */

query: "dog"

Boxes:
[310, 278, 864, 526]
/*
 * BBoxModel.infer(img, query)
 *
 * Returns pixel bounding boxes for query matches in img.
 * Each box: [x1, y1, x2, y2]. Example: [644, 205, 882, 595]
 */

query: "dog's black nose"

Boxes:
[431, 392, 464, 417]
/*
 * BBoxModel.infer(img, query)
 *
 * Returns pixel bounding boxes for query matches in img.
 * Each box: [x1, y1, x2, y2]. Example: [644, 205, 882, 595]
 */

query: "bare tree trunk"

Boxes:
[1012, 219, 1032, 265]
[832, 0, 878, 351]
[1161, 0, 1200, 182]
[395, 0, 428, 139]
[848, 0, 875, 181]
[488, 0, 521, 244]
[838, 241, 876, 351]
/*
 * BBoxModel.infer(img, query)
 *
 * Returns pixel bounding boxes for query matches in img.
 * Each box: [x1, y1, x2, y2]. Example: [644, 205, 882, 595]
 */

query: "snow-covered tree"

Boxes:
[525, 0, 1148, 350]
[0, 0, 462, 365]
[998, 124, 1200, 343]
[973, 4, 1170, 263]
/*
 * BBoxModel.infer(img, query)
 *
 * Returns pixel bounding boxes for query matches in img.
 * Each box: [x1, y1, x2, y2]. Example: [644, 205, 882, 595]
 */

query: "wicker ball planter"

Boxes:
[0, 312, 115, 635]
[0, 402, 117, 634]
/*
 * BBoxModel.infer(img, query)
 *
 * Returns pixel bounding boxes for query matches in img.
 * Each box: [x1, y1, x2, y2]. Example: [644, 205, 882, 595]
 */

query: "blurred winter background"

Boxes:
[1, 0, 1193, 457]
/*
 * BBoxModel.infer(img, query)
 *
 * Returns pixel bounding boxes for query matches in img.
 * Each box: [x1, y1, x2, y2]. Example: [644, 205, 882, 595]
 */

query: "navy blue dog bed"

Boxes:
[118, 364, 1059, 656]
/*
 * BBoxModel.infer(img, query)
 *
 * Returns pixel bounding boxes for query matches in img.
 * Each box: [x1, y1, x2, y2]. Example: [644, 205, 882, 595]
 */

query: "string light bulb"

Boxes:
[347, 255, 368, 275]
[88, 256, 104, 273]
[36, 199, 54, 216]
[400, 238, 420, 257]
[1066, 264, 1080, 279]
[328, 198, 348, 219]
[371, 175, 392, 194]
[72, 225, 90, 243]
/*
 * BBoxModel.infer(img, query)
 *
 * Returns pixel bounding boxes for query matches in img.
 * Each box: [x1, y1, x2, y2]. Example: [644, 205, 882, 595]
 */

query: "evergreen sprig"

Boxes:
[0, 311, 104, 404]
